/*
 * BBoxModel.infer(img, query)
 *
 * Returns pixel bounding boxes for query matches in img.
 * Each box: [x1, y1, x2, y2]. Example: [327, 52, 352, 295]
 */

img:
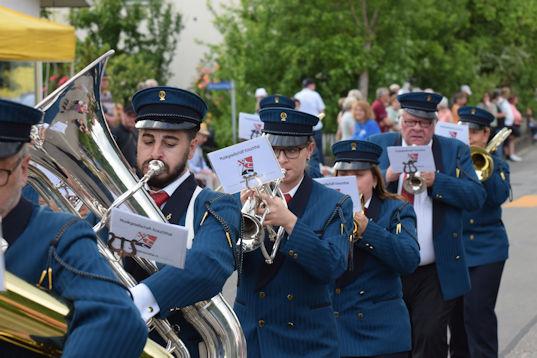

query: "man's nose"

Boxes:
[150, 143, 164, 159]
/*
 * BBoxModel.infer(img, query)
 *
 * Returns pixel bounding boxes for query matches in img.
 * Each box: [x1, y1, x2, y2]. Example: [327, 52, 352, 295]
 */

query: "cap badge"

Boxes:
[159, 90, 166, 101]
[427, 95, 432, 102]
[275, 97, 280, 103]
[280, 112, 287, 122]
[351, 143, 357, 151]
[471, 108, 476, 115]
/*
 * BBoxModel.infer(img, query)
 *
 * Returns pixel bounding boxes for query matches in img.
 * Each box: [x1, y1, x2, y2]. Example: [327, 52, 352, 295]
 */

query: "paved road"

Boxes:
[498, 144, 537, 357]
[222, 144, 537, 357]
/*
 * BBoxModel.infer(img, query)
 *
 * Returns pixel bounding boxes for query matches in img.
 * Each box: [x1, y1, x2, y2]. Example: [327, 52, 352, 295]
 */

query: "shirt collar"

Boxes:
[364, 196, 372, 209]
[152, 169, 191, 196]
[284, 174, 304, 198]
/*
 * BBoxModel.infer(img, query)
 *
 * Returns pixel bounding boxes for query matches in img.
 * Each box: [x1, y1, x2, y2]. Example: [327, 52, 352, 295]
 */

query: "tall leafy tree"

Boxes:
[203, 0, 537, 146]
[69, 0, 182, 104]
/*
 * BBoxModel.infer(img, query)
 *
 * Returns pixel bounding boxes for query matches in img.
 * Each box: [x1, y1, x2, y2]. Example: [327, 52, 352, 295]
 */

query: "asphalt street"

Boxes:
[498, 144, 537, 358]
[222, 142, 537, 357]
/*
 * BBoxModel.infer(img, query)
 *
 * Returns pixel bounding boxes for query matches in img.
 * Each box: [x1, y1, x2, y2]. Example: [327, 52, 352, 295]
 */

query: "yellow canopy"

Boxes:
[0, 5, 75, 62]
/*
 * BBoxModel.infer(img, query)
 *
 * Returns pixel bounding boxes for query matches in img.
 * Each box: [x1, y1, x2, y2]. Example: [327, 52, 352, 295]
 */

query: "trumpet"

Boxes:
[402, 159, 426, 194]
[240, 171, 287, 264]
[471, 127, 512, 181]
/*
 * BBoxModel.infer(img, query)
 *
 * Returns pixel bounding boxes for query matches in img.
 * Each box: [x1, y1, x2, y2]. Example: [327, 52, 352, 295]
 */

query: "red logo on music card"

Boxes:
[449, 131, 458, 138]
[238, 156, 255, 176]
[136, 232, 158, 249]
[408, 153, 419, 162]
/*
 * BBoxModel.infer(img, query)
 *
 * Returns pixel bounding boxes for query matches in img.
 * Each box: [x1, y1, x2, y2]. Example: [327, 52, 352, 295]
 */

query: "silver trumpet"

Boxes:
[402, 159, 426, 194]
[240, 171, 287, 264]
[28, 50, 245, 358]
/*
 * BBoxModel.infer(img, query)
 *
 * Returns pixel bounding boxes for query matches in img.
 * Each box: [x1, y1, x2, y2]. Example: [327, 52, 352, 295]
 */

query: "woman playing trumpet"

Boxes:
[331, 140, 420, 358]
[236, 97, 354, 357]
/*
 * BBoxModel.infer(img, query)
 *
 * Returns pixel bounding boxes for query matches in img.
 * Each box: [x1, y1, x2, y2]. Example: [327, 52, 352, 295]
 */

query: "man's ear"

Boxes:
[306, 140, 315, 159]
[188, 136, 199, 161]
[20, 154, 31, 185]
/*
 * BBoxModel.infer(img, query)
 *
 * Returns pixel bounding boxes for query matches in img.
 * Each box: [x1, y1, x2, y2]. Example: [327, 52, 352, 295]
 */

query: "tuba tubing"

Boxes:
[29, 50, 245, 358]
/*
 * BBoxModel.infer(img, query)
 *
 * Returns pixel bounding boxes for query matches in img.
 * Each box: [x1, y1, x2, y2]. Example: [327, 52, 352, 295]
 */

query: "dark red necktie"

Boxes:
[401, 173, 414, 205]
[150, 191, 170, 207]
[284, 193, 292, 204]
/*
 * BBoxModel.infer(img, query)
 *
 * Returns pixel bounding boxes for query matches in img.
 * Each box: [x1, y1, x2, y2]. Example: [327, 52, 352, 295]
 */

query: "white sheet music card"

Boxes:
[109, 208, 188, 268]
[239, 112, 264, 140]
[208, 136, 284, 194]
[435, 122, 469, 145]
[387, 145, 436, 173]
[315, 176, 361, 213]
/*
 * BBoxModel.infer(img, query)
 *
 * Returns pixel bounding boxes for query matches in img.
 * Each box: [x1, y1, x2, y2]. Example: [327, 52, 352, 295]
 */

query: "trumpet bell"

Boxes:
[403, 173, 426, 194]
[471, 146, 494, 181]
[240, 212, 265, 252]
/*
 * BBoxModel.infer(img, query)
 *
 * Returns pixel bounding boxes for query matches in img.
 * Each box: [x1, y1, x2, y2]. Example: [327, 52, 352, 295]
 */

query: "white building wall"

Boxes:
[0, 0, 40, 16]
[167, 0, 231, 89]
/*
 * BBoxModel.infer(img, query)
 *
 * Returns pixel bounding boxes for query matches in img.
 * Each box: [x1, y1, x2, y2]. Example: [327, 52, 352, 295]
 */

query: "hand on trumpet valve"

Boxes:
[354, 211, 368, 237]
[257, 192, 297, 234]
[420, 171, 436, 187]
[240, 189, 256, 205]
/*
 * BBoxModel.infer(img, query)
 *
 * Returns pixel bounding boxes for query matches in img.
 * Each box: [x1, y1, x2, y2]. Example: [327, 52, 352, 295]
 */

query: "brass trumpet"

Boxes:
[471, 127, 512, 181]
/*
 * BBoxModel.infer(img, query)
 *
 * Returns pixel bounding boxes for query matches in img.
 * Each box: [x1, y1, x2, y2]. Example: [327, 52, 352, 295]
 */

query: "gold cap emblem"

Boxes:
[351, 143, 357, 151]
[471, 108, 476, 115]
[275, 96, 279, 103]
[159, 90, 166, 101]
[280, 112, 287, 122]
[427, 95, 432, 102]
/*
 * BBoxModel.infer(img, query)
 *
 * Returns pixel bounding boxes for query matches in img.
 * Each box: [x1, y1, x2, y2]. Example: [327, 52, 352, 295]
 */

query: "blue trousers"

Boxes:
[449, 261, 505, 358]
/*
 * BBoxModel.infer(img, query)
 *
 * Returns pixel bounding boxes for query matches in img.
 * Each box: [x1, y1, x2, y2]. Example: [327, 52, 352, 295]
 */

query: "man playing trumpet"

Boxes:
[369, 92, 486, 358]
[236, 97, 353, 357]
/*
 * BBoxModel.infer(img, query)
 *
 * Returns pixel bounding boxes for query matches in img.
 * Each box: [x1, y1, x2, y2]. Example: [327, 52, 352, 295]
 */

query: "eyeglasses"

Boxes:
[273, 146, 306, 159]
[0, 155, 24, 187]
[403, 119, 433, 128]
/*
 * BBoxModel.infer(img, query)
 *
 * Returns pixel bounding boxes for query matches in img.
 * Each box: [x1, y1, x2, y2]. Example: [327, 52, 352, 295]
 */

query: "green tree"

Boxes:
[204, 0, 537, 147]
[69, 0, 182, 104]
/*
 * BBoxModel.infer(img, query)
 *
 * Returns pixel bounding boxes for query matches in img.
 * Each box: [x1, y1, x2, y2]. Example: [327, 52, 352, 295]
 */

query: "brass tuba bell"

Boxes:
[471, 127, 512, 181]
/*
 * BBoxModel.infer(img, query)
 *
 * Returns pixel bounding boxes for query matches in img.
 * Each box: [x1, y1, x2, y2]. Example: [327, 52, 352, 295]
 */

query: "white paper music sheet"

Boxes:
[238, 112, 264, 140]
[435, 122, 469, 145]
[315, 176, 361, 213]
[109, 209, 188, 268]
[387, 145, 436, 173]
[208, 136, 284, 194]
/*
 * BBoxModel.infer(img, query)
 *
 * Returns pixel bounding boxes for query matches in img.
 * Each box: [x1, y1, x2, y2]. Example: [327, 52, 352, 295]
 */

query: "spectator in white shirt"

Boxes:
[294, 78, 326, 163]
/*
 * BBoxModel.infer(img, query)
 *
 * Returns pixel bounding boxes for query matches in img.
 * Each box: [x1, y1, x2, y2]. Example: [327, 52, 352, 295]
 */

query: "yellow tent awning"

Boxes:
[0, 5, 75, 62]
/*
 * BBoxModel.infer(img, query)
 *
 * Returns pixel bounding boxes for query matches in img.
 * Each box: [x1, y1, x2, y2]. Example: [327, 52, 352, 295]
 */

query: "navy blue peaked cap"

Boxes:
[0, 99, 43, 159]
[332, 140, 383, 171]
[260, 95, 295, 110]
[260, 107, 319, 147]
[132, 86, 208, 130]
[458, 106, 494, 129]
[397, 91, 442, 120]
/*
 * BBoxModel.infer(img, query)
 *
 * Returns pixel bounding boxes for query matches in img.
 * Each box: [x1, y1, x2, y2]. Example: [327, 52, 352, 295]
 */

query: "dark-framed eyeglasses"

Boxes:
[273, 145, 306, 159]
[403, 119, 433, 128]
[0, 155, 24, 187]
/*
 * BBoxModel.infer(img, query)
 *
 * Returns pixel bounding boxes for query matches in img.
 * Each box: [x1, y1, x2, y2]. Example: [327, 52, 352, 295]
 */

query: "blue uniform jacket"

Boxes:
[4, 198, 147, 357]
[463, 153, 510, 267]
[234, 174, 353, 358]
[369, 133, 486, 300]
[308, 146, 322, 178]
[332, 195, 419, 356]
